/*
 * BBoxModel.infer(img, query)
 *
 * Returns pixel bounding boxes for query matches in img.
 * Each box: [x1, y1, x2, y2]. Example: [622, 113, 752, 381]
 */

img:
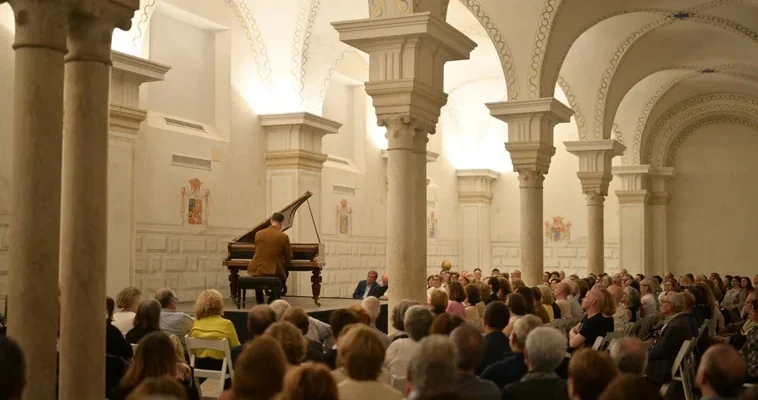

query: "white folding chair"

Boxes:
[591, 336, 604, 350]
[659, 339, 691, 398]
[390, 375, 407, 392]
[130, 343, 138, 352]
[185, 336, 234, 399]
[599, 331, 626, 351]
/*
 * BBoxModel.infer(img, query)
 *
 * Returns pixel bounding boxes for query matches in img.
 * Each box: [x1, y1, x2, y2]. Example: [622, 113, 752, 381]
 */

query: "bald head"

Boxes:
[607, 285, 623, 303]
[696, 344, 746, 398]
[585, 289, 606, 313]
[609, 337, 648, 375]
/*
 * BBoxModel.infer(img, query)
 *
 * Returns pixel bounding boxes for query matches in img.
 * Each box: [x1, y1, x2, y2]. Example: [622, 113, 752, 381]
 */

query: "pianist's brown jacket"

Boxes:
[247, 225, 292, 282]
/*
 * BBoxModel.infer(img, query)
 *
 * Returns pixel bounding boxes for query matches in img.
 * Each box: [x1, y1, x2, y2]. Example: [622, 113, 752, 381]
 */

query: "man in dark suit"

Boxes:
[352, 270, 382, 299]
[248, 212, 292, 304]
[502, 327, 569, 400]
[646, 292, 693, 386]
[475, 301, 511, 375]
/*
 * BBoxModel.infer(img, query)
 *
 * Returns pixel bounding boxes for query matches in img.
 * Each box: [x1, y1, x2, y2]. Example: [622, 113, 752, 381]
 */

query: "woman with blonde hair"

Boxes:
[188, 289, 240, 377]
[218, 336, 287, 400]
[639, 279, 659, 318]
[264, 321, 307, 368]
[336, 325, 402, 400]
[539, 284, 561, 320]
[113, 286, 142, 335]
[279, 363, 339, 400]
[429, 289, 449, 315]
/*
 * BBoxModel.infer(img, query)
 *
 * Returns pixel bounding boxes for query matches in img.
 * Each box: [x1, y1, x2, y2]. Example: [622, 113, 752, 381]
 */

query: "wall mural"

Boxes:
[428, 211, 438, 239]
[179, 178, 212, 230]
[544, 216, 571, 244]
[336, 199, 352, 235]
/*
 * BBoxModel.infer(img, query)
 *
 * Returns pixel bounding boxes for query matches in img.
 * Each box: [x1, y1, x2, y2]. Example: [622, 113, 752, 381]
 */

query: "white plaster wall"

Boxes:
[669, 123, 758, 278]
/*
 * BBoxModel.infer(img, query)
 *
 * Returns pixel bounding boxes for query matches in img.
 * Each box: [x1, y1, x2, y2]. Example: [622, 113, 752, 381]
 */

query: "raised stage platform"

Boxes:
[176, 296, 389, 342]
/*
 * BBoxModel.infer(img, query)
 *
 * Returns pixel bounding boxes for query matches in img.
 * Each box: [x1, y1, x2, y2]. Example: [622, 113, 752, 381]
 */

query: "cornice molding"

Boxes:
[110, 104, 147, 136]
[112, 51, 171, 84]
[259, 112, 341, 134]
[264, 150, 328, 173]
[456, 169, 500, 205]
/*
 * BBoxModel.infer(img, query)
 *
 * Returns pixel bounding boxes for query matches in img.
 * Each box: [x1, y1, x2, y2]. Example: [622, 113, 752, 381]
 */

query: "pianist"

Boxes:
[247, 212, 292, 304]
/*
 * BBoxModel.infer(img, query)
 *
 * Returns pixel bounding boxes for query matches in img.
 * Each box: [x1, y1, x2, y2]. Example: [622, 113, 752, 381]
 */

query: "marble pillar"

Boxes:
[260, 112, 340, 296]
[650, 168, 674, 278]
[59, 4, 138, 400]
[4, 1, 71, 398]
[613, 165, 652, 275]
[565, 140, 625, 276]
[488, 99, 574, 286]
[334, 11, 476, 311]
[456, 169, 499, 274]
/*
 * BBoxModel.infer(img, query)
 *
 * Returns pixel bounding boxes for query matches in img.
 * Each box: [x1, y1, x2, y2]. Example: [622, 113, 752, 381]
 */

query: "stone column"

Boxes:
[106, 52, 170, 297]
[650, 167, 673, 278]
[334, 9, 476, 310]
[260, 112, 340, 297]
[4, 1, 72, 398]
[488, 99, 574, 286]
[565, 140, 625, 276]
[59, 3, 138, 400]
[456, 169, 499, 274]
[613, 165, 652, 275]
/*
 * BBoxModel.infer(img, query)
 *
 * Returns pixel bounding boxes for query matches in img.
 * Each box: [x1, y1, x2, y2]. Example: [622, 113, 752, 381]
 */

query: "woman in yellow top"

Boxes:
[189, 289, 240, 381]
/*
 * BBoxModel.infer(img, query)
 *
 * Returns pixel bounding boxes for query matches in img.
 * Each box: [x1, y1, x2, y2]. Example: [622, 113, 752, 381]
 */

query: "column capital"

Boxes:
[585, 191, 606, 206]
[565, 139, 625, 197]
[368, 0, 451, 20]
[456, 169, 499, 204]
[6, 0, 76, 52]
[66, 0, 139, 63]
[650, 166, 674, 205]
[516, 169, 546, 189]
[334, 14, 476, 134]
[261, 112, 341, 172]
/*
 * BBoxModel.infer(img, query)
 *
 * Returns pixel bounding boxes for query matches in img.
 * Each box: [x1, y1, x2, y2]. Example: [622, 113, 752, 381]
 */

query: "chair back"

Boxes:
[185, 336, 234, 397]
[390, 375, 407, 392]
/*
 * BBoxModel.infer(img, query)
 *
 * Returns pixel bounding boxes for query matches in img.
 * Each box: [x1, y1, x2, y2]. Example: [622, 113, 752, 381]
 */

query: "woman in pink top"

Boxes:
[446, 281, 468, 319]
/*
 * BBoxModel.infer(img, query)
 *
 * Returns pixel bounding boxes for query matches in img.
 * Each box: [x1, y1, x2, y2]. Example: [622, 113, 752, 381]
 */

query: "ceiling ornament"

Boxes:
[665, 116, 758, 166]
[557, 76, 587, 139]
[291, 0, 323, 107]
[528, 0, 561, 99]
[133, 0, 157, 50]
[644, 93, 758, 165]
[613, 123, 624, 145]
[226, 0, 272, 83]
[458, 0, 519, 100]
[318, 47, 353, 107]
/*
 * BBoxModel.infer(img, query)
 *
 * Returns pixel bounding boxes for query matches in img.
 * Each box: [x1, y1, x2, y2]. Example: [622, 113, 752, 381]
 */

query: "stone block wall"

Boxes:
[492, 239, 621, 278]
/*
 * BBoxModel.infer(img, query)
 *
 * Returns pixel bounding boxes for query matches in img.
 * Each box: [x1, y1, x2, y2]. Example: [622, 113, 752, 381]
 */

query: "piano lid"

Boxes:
[231, 191, 313, 243]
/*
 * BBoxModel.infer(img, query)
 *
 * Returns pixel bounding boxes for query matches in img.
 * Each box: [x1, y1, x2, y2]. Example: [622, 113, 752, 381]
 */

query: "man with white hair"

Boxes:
[361, 296, 390, 347]
[481, 315, 542, 389]
[646, 292, 693, 386]
[450, 324, 500, 399]
[501, 327, 568, 400]
[562, 279, 582, 318]
[553, 282, 572, 320]
[406, 335, 457, 399]
[269, 299, 335, 348]
[607, 284, 629, 329]
[609, 336, 648, 375]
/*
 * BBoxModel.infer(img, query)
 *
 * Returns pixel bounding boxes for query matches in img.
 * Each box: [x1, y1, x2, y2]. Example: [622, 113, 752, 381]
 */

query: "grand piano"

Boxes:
[223, 191, 325, 306]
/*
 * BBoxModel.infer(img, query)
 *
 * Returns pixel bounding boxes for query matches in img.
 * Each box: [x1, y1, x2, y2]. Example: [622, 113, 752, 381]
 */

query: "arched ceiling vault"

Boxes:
[665, 117, 758, 167]
[642, 93, 758, 166]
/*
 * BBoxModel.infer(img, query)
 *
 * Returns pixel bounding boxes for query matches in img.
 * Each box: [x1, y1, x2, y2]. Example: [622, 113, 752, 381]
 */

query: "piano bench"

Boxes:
[237, 276, 282, 309]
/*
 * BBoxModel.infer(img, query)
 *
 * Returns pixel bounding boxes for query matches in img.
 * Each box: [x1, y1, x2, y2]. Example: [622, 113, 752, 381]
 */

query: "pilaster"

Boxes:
[613, 165, 651, 275]
[107, 52, 169, 297]
[457, 169, 499, 274]
[649, 167, 674, 278]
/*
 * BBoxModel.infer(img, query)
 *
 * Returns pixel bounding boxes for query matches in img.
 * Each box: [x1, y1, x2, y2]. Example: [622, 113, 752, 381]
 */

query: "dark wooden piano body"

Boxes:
[223, 192, 325, 306]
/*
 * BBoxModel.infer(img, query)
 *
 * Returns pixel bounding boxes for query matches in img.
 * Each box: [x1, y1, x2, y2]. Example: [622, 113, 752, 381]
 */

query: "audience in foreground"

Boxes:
[502, 326, 568, 400]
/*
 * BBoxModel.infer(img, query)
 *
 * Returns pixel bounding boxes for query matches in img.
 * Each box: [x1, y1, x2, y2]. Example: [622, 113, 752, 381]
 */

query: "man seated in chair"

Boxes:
[247, 212, 292, 304]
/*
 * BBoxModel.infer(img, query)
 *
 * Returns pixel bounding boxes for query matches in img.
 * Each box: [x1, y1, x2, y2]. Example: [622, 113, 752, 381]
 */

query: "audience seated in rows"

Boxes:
[502, 327, 568, 400]
[567, 348, 618, 400]
[476, 301, 511, 375]
[449, 324, 500, 400]
[155, 288, 194, 350]
[336, 324, 401, 400]
[125, 299, 162, 345]
[481, 315, 541, 389]
[385, 305, 433, 378]
[646, 291, 693, 386]
[608, 336, 648, 375]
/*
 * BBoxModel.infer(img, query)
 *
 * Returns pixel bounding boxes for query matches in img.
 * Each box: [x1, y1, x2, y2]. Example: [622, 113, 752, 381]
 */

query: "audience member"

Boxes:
[0, 336, 25, 400]
[696, 344, 747, 400]
[607, 285, 628, 329]
[624, 286, 641, 322]
[540, 284, 561, 320]
[555, 282, 573, 320]
[125, 299, 162, 344]
[485, 277, 500, 304]
[740, 299, 758, 381]
[188, 290, 240, 375]
[681, 291, 700, 336]
[504, 292, 528, 336]
[270, 299, 335, 349]
[155, 288, 194, 350]
[502, 327, 568, 400]
[282, 307, 322, 362]
[597, 374, 662, 400]
[608, 337, 648, 375]
[126, 376, 187, 400]
[385, 305, 434, 378]
[429, 290, 449, 315]
[446, 281, 468, 320]
[231, 304, 276, 362]
[113, 287, 142, 335]
[361, 296, 390, 347]
[388, 299, 418, 342]
[476, 301, 511, 375]
[449, 324, 499, 400]
[218, 336, 287, 400]
[264, 321, 306, 368]
[323, 309, 360, 369]
[106, 297, 133, 361]
[646, 292, 693, 386]
[481, 315, 541, 389]
[407, 335, 457, 399]
[336, 325, 401, 400]
[353, 270, 383, 299]
[463, 284, 483, 329]
[569, 289, 610, 349]
[567, 349, 618, 400]
[279, 363, 339, 400]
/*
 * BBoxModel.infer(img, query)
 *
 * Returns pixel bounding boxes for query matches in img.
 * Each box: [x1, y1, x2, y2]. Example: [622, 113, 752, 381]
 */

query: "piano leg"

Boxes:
[310, 269, 322, 307]
[229, 268, 240, 308]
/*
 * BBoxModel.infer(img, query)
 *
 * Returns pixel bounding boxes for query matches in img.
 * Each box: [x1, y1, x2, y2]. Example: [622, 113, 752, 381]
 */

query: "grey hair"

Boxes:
[450, 324, 484, 371]
[524, 327, 567, 372]
[609, 337, 648, 375]
[407, 335, 456, 392]
[512, 315, 542, 350]
[538, 285, 554, 304]
[624, 286, 641, 309]
[667, 292, 685, 313]
[391, 299, 418, 331]
[361, 296, 381, 322]
[269, 299, 290, 321]
[562, 279, 578, 296]
[404, 305, 434, 341]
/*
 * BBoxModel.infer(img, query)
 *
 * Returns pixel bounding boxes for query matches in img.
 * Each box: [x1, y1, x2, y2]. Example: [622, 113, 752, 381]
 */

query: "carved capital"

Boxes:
[369, 0, 451, 20]
[516, 169, 546, 189]
[66, 1, 138, 64]
[381, 116, 427, 150]
[585, 191, 606, 207]
[649, 191, 671, 206]
[7, 0, 77, 52]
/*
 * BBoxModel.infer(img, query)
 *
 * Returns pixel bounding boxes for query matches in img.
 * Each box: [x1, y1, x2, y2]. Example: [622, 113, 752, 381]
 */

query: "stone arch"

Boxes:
[664, 116, 758, 167]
